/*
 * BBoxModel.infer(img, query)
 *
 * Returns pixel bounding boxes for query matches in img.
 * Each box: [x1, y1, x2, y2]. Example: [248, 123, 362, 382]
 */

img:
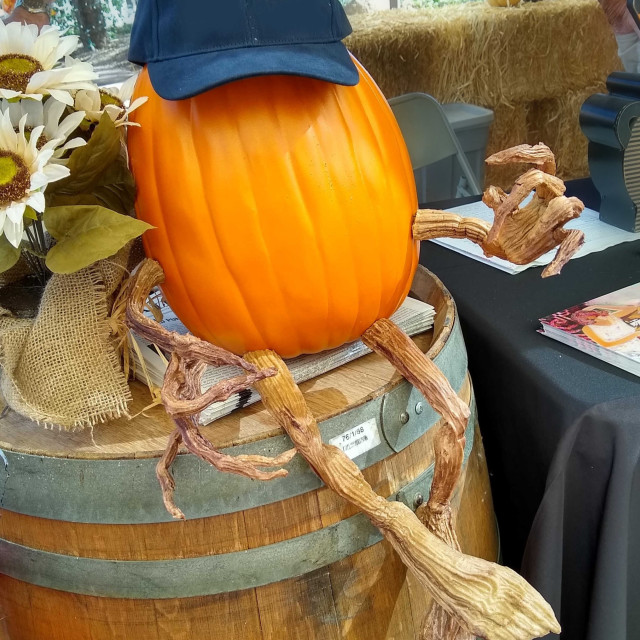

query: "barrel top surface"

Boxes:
[0, 267, 454, 460]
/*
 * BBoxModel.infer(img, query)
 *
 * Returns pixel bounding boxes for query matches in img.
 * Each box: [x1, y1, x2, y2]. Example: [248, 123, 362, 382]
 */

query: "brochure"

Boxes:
[539, 283, 640, 377]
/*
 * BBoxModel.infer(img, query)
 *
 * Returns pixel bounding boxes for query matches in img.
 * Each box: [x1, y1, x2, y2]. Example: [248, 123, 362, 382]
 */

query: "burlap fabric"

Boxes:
[0, 249, 133, 430]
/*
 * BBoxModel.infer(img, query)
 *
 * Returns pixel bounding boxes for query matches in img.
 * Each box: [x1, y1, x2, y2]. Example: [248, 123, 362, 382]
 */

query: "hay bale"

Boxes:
[484, 102, 531, 189]
[528, 83, 606, 182]
[346, 0, 620, 105]
[469, 85, 600, 190]
[344, 0, 389, 14]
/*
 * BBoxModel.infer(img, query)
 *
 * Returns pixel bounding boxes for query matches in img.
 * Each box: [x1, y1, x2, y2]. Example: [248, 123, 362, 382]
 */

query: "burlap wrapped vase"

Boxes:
[0, 249, 134, 430]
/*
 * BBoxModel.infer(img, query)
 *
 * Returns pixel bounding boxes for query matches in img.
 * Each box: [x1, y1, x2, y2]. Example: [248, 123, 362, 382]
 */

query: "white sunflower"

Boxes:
[0, 108, 69, 247]
[74, 72, 148, 128]
[2, 97, 86, 162]
[0, 22, 97, 106]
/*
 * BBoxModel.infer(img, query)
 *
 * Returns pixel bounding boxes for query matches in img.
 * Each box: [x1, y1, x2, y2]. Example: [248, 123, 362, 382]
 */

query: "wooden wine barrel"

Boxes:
[0, 266, 497, 640]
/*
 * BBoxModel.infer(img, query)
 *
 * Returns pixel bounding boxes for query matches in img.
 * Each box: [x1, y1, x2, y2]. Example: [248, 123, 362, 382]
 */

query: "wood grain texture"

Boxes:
[0, 267, 445, 460]
[126, 261, 297, 518]
[363, 318, 473, 640]
[0, 427, 496, 640]
[329, 539, 414, 639]
[0, 340, 432, 459]
[256, 569, 342, 640]
[0, 575, 264, 640]
[0, 378, 470, 561]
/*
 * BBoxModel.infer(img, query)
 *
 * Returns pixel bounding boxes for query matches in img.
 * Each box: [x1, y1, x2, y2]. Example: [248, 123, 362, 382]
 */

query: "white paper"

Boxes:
[430, 201, 639, 274]
[329, 417, 382, 459]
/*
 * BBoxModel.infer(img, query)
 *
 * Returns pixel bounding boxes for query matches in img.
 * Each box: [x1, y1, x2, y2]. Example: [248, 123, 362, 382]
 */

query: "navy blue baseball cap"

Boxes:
[128, 0, 360, 100]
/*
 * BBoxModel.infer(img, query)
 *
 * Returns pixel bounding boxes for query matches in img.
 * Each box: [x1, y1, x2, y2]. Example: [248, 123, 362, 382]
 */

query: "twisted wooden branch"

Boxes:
[126, 260, 268, 371]
[413, 144, 585, 277]
[413, 212, 491, 244]
[485, 142, 557, 176]
[364, 319, 471, 640]
[245, 349, 560, 640]
[406, 145, 576, 636]
[156, 428, 183, 519]
[419, 607, 472, 640]
[126, 260, 296, 519]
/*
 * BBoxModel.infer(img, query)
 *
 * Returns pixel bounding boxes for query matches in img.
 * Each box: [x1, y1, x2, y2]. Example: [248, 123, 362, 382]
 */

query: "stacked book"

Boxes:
[131, 296, 436, 425]
[539, 282, 640, 377]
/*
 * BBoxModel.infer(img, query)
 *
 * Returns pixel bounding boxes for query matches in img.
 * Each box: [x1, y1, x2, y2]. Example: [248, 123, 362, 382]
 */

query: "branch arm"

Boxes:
[485, 143, 557, 176]
[126, 259, 269, 373]
[176, 415, 293, 481]
[362, 318, 469, 439]
[245, 349, 560, 640]
[155, 428, 185, 520]
[162, 370, 276, 418]
[413, 210, 491, 244]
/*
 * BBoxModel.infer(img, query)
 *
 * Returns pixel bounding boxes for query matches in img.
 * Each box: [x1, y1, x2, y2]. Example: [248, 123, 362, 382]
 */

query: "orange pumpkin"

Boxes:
[128, 59, 419, 358]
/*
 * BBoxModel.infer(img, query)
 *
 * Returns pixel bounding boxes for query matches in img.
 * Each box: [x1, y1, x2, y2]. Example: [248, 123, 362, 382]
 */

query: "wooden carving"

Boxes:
[125, 145, 577, 640]
[413, 144, 585, 277]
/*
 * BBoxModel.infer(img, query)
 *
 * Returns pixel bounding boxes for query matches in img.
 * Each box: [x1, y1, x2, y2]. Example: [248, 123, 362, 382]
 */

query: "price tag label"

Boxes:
[329, 418, 382, 460]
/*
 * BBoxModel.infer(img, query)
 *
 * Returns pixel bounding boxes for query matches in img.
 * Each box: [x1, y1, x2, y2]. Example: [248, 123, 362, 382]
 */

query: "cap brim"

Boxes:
[147, 41, 359, 101]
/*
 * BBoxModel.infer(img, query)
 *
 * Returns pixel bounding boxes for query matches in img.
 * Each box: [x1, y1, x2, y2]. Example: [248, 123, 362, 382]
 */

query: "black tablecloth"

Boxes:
[419, 181, 640, 640]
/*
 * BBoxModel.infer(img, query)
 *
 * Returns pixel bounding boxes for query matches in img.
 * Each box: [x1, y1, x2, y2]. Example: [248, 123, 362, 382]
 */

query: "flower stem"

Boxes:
[34, 219, 47, 254]
[24, 223, 49, 285]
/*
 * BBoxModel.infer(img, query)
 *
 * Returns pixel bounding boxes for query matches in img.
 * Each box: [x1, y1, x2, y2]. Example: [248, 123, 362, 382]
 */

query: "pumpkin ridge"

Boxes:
[287, 85, 353, 351]
[227, 90, 319, 354]
[164, 103, 262, 342]
[366, 72, 420, 315]
[352, 94, 397, 317]
[361, 63, 418, 219]
[349, 63, 416, 320]
[387, 238, 420, 317]
[187, 102, 274, 351]
[330, 86, 385, 337]
[129, 66, 419, 357]
[261, 93, 327, 353]
[280, 155, 331, 352]
[140, 102, 212, 340]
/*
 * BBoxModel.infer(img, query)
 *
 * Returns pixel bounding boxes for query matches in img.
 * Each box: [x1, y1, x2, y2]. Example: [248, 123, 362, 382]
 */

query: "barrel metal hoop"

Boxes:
[0, 406, 476, 600]
[0, 319, 467, 524]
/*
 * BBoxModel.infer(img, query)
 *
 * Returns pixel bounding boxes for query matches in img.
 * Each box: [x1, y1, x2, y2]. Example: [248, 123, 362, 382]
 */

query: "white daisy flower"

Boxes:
[0, 22, 98, 106]
[2, 97, 86, 162]
[0, 108, 69, 247]
[74, 72, 148, 128]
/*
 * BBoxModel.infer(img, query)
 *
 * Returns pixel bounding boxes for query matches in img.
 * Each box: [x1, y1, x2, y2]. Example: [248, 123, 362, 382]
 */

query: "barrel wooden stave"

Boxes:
[0, 424, 496, 640]
[0, 268, 498, 639]
[0, 377, 449, 561]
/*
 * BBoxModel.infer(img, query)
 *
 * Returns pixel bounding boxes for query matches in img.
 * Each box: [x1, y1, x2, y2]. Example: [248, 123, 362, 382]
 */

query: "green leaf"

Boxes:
[43, 205, 153, 274]
[48, 114, 122, 196]
[46, 193, 102, 208]
[0, 235, 21, 273]
[92, 154, 137, 214]
[23, 206, 38, 221]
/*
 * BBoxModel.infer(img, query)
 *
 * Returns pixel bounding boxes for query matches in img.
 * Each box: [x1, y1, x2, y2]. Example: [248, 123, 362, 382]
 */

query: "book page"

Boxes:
[431, 201, 639, 274]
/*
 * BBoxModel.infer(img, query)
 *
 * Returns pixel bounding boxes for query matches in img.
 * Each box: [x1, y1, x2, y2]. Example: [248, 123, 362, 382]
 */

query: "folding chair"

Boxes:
[388, 92, 483, 202]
